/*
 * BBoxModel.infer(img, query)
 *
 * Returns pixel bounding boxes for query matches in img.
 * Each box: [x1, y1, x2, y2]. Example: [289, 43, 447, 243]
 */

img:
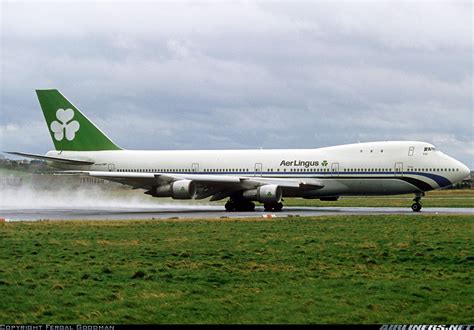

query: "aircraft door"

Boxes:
[331, 163, 339, 177]
[394, 162, 403, 176]
[192, 163, 199, 173]
[108, 164, 115, 172]
[254, 163, 263, 177]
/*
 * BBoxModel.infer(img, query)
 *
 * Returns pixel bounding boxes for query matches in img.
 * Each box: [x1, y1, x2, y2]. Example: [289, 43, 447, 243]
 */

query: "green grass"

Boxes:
[1, 215, 473, 324]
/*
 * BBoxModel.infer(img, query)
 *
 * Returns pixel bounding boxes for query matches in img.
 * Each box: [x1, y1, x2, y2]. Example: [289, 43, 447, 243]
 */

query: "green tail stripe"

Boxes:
[36, 89, 122, 151]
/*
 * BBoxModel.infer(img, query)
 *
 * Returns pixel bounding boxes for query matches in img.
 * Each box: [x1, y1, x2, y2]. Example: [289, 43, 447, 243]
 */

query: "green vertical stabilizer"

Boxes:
[36, 89, 122, 151]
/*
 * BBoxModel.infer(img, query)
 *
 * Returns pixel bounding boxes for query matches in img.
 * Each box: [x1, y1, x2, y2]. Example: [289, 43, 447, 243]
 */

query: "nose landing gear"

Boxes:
[411, 192, 424, 212]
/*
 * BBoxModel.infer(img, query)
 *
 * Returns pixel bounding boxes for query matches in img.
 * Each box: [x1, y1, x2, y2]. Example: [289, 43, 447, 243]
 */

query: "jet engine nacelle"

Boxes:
[154, 180, 196, 199]
[242, 184, 282, 203]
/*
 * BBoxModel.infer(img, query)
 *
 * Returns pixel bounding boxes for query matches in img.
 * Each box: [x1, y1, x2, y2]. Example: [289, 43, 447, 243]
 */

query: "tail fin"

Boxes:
[36, 89, 122, 151]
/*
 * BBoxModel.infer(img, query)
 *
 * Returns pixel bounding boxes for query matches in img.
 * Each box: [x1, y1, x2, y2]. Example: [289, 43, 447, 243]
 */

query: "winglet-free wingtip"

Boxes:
[4, 151, 21, 156]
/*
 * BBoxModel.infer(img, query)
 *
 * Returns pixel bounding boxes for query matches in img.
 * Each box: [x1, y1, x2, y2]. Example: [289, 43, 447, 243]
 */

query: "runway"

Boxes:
[1, 205, 473, 221]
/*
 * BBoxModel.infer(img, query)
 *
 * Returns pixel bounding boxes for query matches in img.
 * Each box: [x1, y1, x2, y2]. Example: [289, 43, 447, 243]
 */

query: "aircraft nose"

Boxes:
[452, 158, 471, 181]
[460, 163, 470, 179]
[448, 157, 470, 184]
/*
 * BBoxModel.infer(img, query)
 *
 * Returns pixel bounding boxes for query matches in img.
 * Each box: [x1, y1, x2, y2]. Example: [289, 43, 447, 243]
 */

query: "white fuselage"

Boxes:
[47, 141, 470, 198]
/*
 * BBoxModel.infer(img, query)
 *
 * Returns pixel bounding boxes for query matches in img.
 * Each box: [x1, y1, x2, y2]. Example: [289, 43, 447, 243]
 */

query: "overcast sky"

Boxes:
[1, 0, 473, 167]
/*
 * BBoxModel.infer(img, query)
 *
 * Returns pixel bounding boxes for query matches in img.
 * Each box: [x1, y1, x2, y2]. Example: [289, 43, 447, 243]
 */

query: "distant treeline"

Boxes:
[0, 157, 123, 190]
[0, 157, 51, 173]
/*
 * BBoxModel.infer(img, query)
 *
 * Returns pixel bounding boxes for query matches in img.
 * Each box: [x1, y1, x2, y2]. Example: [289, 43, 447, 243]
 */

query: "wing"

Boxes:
[58, 171, 324, 199]
[4, 151, 95, 165]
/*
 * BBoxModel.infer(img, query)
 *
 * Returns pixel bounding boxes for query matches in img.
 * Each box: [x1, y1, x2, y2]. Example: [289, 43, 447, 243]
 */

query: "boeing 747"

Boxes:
[7, 90, 471, 212]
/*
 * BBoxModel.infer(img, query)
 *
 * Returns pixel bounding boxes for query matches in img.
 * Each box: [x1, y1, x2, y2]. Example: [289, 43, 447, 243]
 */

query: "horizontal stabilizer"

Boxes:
[4, 152, 95, 165]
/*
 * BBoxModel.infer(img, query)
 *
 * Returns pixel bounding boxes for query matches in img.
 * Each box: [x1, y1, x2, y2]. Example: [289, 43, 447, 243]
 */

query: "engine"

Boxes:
[153, 180, 197, 199]
[242, 184, 282, 203]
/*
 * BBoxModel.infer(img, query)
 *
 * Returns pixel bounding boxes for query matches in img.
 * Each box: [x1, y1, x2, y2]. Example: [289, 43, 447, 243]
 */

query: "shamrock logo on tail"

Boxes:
[50, 108, 80, 141]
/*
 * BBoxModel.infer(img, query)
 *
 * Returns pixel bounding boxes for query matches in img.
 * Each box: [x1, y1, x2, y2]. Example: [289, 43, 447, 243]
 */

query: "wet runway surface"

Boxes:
[1, 206, 473, 221]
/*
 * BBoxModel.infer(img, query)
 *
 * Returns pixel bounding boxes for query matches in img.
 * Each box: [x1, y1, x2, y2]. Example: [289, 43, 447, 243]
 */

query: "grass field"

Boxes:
[1, 215, 473, 324]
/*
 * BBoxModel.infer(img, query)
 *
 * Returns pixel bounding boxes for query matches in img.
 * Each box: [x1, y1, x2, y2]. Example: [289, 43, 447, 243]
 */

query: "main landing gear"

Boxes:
[264, 202, 283, 212]
[224, 198, 284, 212]
[225, 198, 255, 212]
[411, 192, 424, 212]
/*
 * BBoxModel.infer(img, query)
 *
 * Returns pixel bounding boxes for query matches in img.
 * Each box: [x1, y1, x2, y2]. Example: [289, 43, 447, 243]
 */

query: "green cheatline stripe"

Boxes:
[36, 89, 122, 151]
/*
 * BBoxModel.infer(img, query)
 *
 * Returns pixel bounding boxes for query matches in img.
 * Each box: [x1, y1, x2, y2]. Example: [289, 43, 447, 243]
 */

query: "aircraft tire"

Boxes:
[237, 200, 255, 212]
[275, 202, 283, 212]
[225, 201, 235, 212]
[228, 199, 255, 212]
[263, 203, 272, 212]
[264, 202, 283, 212]
[411, 202, 422, 212]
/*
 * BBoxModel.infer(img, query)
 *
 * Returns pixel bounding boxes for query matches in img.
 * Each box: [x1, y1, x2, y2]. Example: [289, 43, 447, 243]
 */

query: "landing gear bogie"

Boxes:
[264, 202, 283, 212]
[225, 199, 255, 212]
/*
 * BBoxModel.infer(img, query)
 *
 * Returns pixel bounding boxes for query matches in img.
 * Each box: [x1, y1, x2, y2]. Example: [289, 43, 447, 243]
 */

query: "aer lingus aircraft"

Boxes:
[7, 90, 470, 212]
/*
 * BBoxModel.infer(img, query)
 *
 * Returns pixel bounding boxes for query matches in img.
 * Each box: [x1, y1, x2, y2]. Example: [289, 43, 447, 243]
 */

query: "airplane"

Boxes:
[6, 89, 471, 212]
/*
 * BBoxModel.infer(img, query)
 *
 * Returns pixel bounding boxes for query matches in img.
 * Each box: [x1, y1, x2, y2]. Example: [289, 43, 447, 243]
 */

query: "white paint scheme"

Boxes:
[43, 141, 470, 207]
